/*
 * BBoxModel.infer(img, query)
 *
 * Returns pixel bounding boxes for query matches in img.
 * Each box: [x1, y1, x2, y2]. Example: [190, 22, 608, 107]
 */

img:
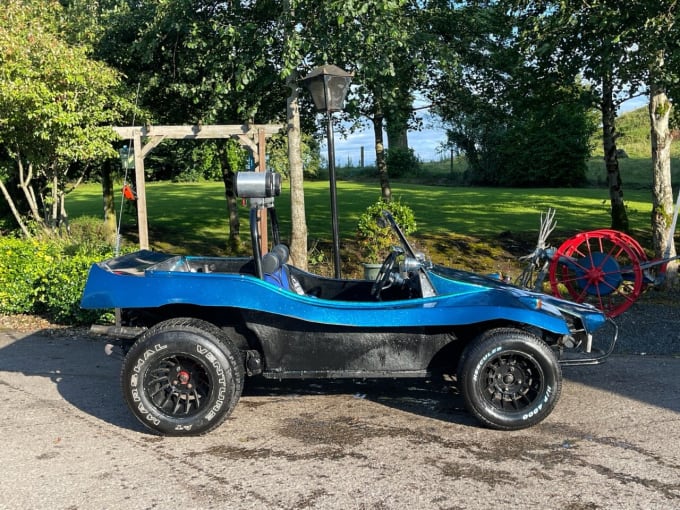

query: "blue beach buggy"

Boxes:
[81, 172, 616, 436]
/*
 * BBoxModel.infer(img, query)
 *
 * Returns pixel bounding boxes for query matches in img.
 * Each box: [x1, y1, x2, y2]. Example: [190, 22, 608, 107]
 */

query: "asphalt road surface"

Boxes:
[1, 329, 679, 510]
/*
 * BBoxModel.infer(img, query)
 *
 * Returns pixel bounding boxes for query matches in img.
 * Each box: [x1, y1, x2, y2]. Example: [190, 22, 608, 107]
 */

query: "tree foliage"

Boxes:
[428, 3, 595, 187]
[506, 0, 654, 228]
[0, 0, 129, 235]
[508, 0, 680, 279]
[327, 0, 430, 195]
[4, 0, 680, 270]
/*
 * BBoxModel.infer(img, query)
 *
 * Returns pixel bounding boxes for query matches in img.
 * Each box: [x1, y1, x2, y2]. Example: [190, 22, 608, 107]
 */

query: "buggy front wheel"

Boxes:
[457, 328, 562, 430]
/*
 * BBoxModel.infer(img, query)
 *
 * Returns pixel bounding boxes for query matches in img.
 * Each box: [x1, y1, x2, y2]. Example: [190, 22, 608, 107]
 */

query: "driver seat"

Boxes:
[262, 244, 305, 295]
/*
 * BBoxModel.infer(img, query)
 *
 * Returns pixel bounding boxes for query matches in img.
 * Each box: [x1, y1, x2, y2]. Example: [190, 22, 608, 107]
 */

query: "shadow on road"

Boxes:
[0, 331, 145, 433]
[0, 329, 678, 434]
[243, 373, 479, 427]
[0, 330, 477, 431]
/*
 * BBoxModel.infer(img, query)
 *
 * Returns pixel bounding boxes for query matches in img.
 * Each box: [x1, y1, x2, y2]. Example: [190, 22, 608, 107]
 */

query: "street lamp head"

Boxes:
[301, 64, 353, 113]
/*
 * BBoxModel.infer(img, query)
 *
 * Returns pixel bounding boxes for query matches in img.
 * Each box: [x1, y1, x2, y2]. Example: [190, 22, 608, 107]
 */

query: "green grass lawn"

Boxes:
[68, 179, 658, 251]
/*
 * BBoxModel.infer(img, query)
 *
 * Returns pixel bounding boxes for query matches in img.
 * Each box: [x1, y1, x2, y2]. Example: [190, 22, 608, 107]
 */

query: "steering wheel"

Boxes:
[371, 250, 400, 299]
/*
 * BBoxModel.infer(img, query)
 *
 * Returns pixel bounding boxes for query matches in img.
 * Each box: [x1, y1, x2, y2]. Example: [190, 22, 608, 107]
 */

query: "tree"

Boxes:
[426, 3, 595, 187]
[331, 0, 430, 200]
[494, 88, 596, 187]
[0, 0, 127, 236]
[286, 71, 309, 270]
[511, 0, 680, 282]
[507, 0, 649, 230]
[93, 0, 293, 255]
[93, 0, 436, 265]
[634, 1, 680, 284]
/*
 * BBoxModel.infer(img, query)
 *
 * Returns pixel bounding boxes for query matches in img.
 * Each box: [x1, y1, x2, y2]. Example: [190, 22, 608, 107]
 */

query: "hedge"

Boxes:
[0, 218, 116, 325]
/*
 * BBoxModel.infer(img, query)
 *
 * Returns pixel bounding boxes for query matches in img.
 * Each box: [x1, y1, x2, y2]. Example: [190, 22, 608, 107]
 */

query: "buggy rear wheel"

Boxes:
[121, 318, 244, 436]
[457, 328, 561, 430]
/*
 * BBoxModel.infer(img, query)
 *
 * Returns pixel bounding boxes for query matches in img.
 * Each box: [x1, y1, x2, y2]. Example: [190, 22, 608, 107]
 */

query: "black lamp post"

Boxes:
[302, 64, 353, 278]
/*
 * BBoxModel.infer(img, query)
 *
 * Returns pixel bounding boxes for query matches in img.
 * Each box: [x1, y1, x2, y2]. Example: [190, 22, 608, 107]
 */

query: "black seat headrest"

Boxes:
[271, 244, 289, 264]
[262, 244, 290, 274]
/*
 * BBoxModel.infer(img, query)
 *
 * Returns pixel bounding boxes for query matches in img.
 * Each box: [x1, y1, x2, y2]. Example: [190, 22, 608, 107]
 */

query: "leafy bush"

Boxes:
[386, 147, 421, 178]
[38, 252, 108, 324]
[268, 134, 322, 179]
[0, 220, 117, 324]
[0, 237, 58, 315]
[446, 77, 595, 187]
[356, 198, 416, 263]
[63, 216, 115, 255]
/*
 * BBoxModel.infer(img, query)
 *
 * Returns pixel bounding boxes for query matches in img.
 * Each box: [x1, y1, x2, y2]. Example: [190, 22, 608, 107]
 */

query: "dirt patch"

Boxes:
[0, 314, 87, 337]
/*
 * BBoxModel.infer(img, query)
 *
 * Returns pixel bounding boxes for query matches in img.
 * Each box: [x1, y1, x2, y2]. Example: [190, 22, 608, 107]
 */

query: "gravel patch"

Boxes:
[0, 314, 88, 337]
[612, 290, 680, 356]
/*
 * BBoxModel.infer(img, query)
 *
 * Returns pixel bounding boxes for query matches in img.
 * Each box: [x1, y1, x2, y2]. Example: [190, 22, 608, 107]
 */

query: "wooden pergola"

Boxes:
[112, 123, 283, 251]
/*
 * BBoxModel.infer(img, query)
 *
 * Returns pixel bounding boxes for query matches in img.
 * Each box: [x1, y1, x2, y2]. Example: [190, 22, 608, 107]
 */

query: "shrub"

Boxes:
[386, 147, 421, 178]
[356, 198, 416, 263]
[63, 216, 115, 255]
[38, 252, 107, 324]
[0, 237, 58, 315]
[0, 223, 116, 324]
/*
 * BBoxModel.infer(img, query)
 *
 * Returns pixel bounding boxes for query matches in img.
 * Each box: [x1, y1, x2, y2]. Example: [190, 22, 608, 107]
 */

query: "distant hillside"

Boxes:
[591, 106, 680, 159]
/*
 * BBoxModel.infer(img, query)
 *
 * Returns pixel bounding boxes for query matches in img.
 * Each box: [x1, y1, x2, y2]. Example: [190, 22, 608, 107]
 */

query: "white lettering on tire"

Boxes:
[522, 385, 553, 421]
[472, 346, 502, 382]
[196, 345, 227, 420]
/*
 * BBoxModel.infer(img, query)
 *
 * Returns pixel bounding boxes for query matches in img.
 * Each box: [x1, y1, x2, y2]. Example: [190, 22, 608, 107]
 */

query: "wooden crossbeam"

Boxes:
[111, 123, 283, 251]
[112, 124, 282, 140]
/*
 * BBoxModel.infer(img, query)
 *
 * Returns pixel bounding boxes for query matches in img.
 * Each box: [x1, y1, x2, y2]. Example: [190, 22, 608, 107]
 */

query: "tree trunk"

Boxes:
[58, 191, 68, 232]
[286, 72, 308, 271]
[649, 71, 678, 286]
[16, 157, 45, 230]
[0, 179, 31, 238]
[385, 87, 411, 151]
[100, 160, 118, 245]
[386, 119, 409, 151]
[51, 173, 59, 227]
[220, 144, 241, 253]
[373, 110, 391, 201]
[601, 73, 629, 231]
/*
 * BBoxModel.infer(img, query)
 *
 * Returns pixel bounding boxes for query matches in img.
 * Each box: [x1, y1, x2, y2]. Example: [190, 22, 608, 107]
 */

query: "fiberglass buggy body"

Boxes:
[81, 172, 617, 436]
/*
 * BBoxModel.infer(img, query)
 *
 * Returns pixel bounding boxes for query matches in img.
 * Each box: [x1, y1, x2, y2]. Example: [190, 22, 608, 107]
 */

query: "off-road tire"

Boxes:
[457, 328, 561, 430]
[121, 318, 244, 436]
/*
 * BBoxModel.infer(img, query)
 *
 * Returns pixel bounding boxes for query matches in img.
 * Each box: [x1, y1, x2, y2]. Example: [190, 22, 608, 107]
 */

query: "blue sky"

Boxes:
[332, 109, 447, 166]
[329, 95, 650, 167]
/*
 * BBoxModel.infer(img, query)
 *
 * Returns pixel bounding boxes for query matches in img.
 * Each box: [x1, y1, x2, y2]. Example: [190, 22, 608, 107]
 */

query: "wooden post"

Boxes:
[132, 130, 149, 250]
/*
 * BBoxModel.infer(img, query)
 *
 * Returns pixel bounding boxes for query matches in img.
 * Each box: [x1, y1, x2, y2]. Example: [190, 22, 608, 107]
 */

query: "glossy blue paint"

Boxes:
[80, 252, 604, 335]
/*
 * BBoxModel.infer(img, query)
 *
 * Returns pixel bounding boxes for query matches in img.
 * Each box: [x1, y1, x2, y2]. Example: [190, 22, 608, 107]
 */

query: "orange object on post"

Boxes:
[122, 184, 136, 201]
